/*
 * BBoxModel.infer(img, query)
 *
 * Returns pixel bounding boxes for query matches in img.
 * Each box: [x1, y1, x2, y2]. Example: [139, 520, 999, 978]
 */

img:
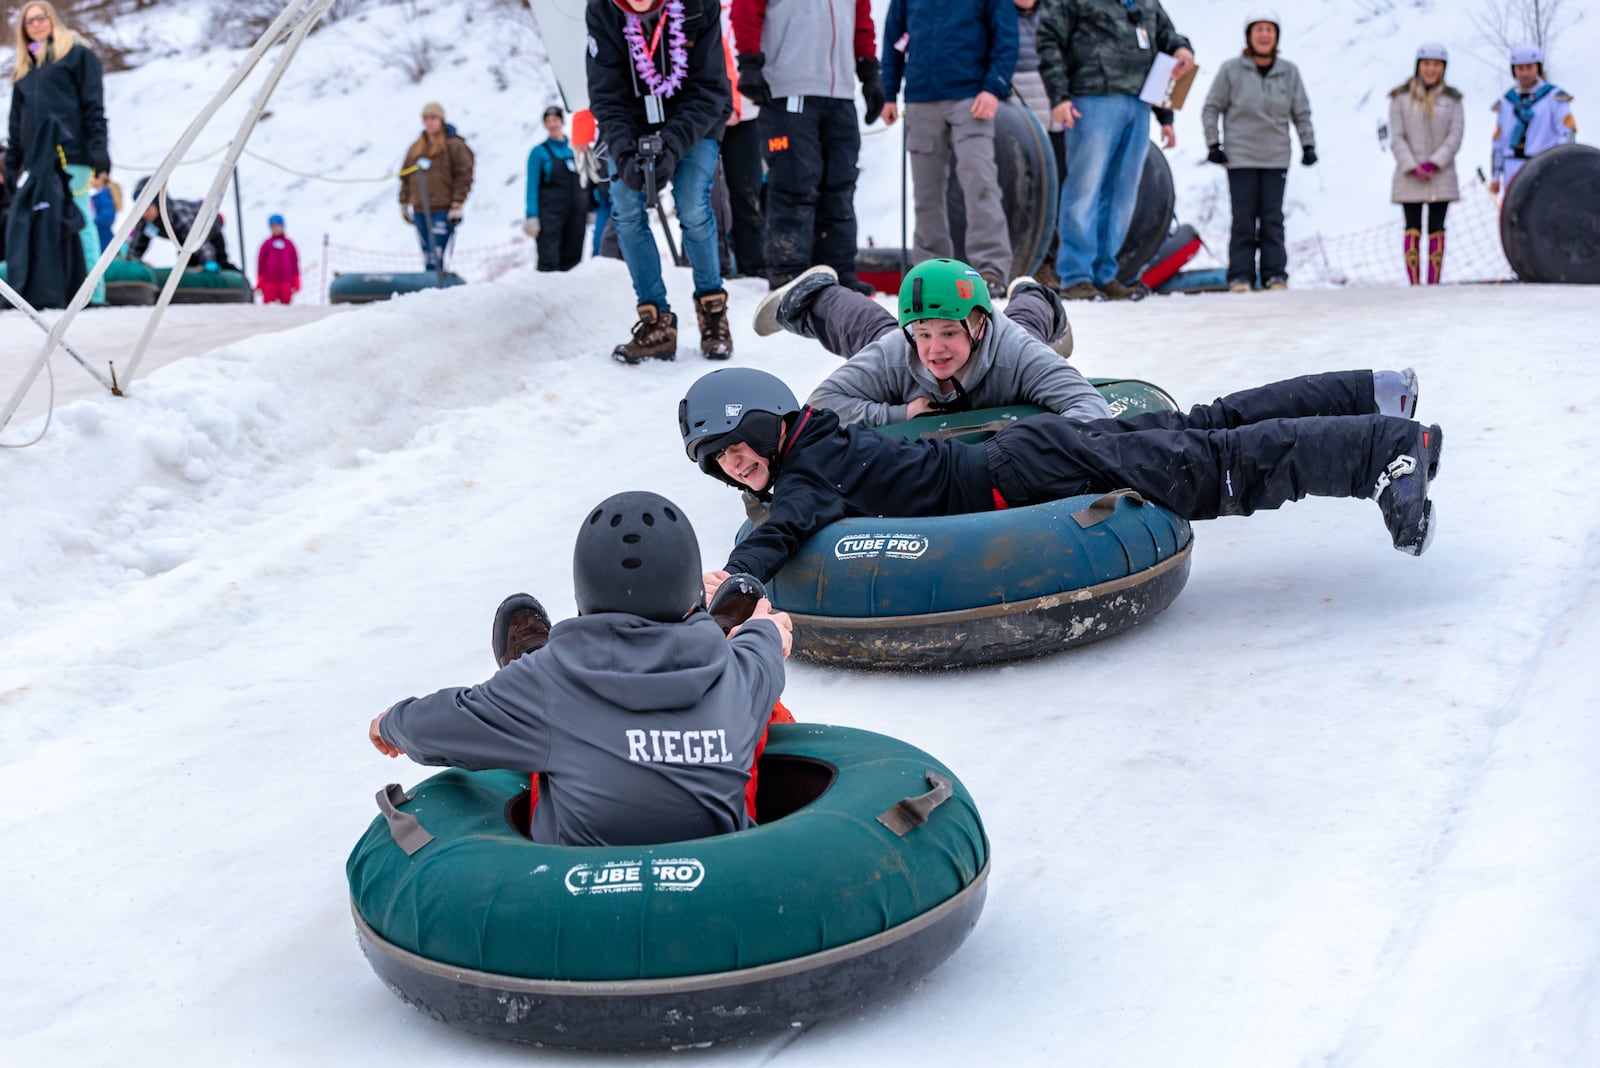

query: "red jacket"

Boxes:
[256, 235, 300, 287]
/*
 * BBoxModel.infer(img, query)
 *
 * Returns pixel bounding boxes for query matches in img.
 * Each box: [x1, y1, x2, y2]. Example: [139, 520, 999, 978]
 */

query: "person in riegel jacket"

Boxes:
[1201, 8, 1315, 292]
[370, 492, 791, 848]
[588, 0, 734, 363]
[1388, 42, 1463, 286]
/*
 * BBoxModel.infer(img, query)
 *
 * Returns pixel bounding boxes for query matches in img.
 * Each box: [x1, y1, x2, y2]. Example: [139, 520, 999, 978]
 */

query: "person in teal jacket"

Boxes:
[523, 106, 587, 272]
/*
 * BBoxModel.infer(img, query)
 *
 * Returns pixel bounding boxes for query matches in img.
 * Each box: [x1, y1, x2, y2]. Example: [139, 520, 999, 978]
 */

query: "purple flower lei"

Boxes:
[623, 0, 689, 99]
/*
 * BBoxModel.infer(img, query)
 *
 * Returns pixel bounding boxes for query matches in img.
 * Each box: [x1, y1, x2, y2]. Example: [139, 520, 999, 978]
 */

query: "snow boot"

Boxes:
[613, 303, 678, 364]
[1374, 423, 1443, 555]
[1427, 231, 1445, 285]
[1100, 278, 1148, 301]
[1403, 228, 1422, 285]
[694, 288, 733, 360]
[1372, 368, 1421, 422]
[708, 573, 767, 634]
[1060, 280, 1106, 302]
[753, 264, 837, 337]
[1005, 275, 1073, 357]
[491, 593, 552, 668]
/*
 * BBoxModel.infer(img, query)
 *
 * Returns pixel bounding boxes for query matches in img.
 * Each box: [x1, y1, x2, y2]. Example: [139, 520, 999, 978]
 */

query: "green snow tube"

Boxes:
[328, 271, 467, 304]
[0, 257, 160, 305]
[347, 723, 989, 1050]
[152, 265, 253, 303]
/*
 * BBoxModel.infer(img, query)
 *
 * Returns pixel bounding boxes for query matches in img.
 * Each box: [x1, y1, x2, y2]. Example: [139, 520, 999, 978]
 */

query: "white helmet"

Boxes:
[1415, 42, 1449, 63]
[1244, 8, 1280, 34]
[1509, 42, 1544, 66]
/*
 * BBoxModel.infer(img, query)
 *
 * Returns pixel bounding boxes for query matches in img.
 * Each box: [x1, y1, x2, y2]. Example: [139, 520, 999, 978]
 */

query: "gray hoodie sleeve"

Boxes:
[380, 676, 553, 773]
[1202, 63, 1232, 147]
[1290, 63, 1315, 149]
[983, 316, 1112, 420]
[806, 332, 916, 427]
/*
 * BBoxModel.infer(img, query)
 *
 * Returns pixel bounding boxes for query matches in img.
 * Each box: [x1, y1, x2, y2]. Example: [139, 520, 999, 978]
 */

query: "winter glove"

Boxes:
[401, 203, 414, 224]
[858, 56, 886, 124]
[617, 152, 646, 193]
[522, 217, 541, 238]
[1416, 161, 1438, 177]
[89, 148, 111, 176]
[447, 205, 464, 223]
[1207, 145, 1228, 166]
[1302, 147, 1318, 167]
[736, 53, 773, 107]
[653, 146, 679, 185]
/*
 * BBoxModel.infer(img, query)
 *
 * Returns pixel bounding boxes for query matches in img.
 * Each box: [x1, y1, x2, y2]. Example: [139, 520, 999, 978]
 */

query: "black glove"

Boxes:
[1207, 145, 1228, 165]
[654, 145, 679, 184]
[617, 152, 646, 192]
[1302, 146, 1318, 167]
[857, 56, 886, 124]
[736, 53, 773, 107]
[89, 147, 111, 175]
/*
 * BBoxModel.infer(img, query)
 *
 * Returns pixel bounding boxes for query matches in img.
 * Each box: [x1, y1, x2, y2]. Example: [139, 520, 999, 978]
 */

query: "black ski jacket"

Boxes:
[127, 195, 234, 269]
[5, 114, 87, 309]
[723, 406, 997, 582]
[585, 0, 730, 172]
[5, 38, 110, 182]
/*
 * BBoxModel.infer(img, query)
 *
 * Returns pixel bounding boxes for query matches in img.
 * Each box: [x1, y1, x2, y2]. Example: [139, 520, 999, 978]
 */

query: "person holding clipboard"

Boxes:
[1037, 0, 1194, 302]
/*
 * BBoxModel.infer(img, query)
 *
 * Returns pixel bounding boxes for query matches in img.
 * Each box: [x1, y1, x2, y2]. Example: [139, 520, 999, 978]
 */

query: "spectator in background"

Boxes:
[730, 0, 882, 293]
[0, 154, 10, 263]
[1038, 0, 1193, 302]
[523, 105, 587, 272]
[88, 171, 120, 252]
[399, 101, 474, 272]
[718, 0, 765, 280]
[1201, 9, 1315, 293]
[880, 0, 1017, 298]
[127, 177, 236, 271]
[1488, 43, 1576, 195]
[1388, 43, 1463, 286]
[587, 0, 733, 364]
[255, 213, 300, 304]
[7, 1, 111, 304]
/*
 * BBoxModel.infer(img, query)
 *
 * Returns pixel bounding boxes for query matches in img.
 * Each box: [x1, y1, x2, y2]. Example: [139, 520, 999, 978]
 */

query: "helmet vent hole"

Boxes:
[609, 514, 622, 528]
[664, 507, 679, 522]
[622, 558, 642, 570]
[642, 513, 655, 526]
[588, 510, 602, 525]
[623, 533, 641, 544]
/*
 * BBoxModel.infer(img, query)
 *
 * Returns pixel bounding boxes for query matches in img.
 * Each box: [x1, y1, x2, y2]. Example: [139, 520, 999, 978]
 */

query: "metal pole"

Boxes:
[232, 164, 250, 300]
[899, 118, 908, 277]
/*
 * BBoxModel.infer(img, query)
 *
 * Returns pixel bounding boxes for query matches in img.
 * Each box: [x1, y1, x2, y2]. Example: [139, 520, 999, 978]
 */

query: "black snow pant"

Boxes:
[536, 164, 586, 272]
[721, 117, 767, 277]
[1401, 202, 1449, 234]
[984, 371, 1415, 518]
[1227, 167, 1288, 286]
[798, 283, 1061, 357]
[759, 97, 860, 285]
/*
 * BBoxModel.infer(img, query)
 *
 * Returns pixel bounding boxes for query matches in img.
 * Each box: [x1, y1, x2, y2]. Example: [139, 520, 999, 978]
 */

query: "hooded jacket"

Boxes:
[881, 0, 1017, 104]
[722, 405, 997, 582]
[586, 0, 731, 173]
[807, 311, 1111, 427]
[379, 612, 784, 847]
[399, 123, 474, 212]
[730, 0, 874, 101]
[1201, 55, 1315, 170]
[1388, 78, 1464, 203]
[4, 113, 87, 309]
[5, 34, 109, 182]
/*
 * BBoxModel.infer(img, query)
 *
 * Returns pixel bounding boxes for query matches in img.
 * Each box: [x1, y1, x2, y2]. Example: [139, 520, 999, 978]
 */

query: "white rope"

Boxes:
[1, 0, 338, 436]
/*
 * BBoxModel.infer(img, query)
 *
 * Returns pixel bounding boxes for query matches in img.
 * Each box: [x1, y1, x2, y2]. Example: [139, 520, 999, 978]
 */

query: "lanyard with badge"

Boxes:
[641, 15, 668, 123]
[1124, 0, 1150, 50]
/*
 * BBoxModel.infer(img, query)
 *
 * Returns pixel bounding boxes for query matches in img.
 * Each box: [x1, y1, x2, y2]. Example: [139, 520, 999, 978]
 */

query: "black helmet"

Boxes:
[678, 368, 801, 483]
[572, 491, 703, 622]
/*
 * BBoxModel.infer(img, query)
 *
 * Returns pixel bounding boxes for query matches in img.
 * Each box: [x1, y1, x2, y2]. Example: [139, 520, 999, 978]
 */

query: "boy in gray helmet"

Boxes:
[369, 491, 792, 848]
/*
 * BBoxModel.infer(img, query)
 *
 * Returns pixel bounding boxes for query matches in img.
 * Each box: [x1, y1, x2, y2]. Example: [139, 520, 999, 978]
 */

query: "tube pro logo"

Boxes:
[564, 858, 706, 895]
[833, 533, 931, 560]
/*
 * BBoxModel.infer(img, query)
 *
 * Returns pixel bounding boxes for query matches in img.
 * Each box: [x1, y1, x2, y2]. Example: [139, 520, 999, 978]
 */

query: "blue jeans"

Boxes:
[1055, 94, 1150, 287]
[590, 185, 612, 257]
[608, 138, 723, 311]
[413, 211, 457, 271]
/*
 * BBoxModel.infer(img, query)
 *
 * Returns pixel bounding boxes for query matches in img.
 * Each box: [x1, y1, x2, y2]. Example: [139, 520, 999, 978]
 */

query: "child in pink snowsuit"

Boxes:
[256, 214, 301, 304]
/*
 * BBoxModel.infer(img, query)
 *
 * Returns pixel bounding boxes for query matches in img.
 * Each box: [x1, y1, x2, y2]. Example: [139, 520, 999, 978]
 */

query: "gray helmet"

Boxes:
[1243, 8, 1280, 34]
[1415, 42, 1449, 63]
[1509, 42, 1543, 66]
[572, 491, 703, 622]
[678, 368, 801, 481]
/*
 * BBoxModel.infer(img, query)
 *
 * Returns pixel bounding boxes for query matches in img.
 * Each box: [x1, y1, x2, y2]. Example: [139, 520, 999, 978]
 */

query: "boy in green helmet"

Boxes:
[751, 259, 1108, 427]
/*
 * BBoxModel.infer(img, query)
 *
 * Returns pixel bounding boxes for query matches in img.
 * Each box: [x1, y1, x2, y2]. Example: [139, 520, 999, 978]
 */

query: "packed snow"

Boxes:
[4, 0, 1599, 1064]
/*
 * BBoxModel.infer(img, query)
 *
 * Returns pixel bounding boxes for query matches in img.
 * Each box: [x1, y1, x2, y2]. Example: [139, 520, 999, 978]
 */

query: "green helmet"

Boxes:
[898, 258, 992, 329]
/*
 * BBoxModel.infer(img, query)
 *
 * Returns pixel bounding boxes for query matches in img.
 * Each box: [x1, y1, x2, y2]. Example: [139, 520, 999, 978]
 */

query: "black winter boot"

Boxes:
[708, 573, 767, 634]
[613, 303, 678, 364]
[491, 593, 552, 668]
[694, 289, 733, 360]
[1375, 423, 1443, 555]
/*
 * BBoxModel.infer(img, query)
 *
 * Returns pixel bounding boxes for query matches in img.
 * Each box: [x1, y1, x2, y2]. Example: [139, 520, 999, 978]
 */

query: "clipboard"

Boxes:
[1139, 55, 1199, 110]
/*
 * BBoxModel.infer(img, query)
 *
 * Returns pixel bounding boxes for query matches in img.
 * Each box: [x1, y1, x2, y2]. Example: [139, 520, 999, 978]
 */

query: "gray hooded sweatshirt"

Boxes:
[379, 612, 785, 847]
[806, 310, 1112, 426]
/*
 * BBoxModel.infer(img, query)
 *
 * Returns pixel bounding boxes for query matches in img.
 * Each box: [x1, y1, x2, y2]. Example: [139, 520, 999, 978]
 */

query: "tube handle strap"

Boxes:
[877, 771, 954, 836]
[376, 783, 434, 856]
[917, 418, 1015, 442]
[1073, 488, 1146, 528]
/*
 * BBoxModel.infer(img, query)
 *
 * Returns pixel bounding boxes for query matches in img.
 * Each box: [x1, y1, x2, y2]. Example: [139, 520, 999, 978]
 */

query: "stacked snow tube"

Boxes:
[757, 380, 1193, 669]
[347, 723, 989, 1050]
[1115, 142, 1176, 284]
[1500, 144, 1600, 285]
[945, 98, 1059, 281]
[152, 265, 253, 303]
[328, 271, 467, 304]
[103, 258, 160, 305]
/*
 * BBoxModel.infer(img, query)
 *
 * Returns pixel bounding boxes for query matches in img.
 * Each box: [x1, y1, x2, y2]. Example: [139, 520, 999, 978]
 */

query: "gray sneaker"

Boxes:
[753, 265, 838, 337]
[1372, 367, 1420, 419]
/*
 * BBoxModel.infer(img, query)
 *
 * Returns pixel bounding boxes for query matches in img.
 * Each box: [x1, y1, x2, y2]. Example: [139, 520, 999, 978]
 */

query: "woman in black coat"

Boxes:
[7, 2, 110, 303]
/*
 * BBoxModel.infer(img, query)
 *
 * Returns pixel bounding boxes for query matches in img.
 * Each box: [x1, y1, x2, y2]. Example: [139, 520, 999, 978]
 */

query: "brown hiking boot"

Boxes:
[694, 288, 733, 360]
[1060, 280, 1106, 302]
[613, 303, 678, 365]
[1100, 279, 1148, 301]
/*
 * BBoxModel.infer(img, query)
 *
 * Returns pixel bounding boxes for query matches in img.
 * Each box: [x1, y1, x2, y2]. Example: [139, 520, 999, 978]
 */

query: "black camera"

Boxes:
[637, 133, 665, 160]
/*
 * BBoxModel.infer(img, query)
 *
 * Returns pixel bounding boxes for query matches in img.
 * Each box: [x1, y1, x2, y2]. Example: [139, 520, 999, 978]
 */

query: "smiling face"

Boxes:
[544, 114, 564, 139]
[1417, 58, 1445, 86]
[1248, 22, 1278, 56]
[1512, 61, 1540, 90]
[908, 315, 984, 383]
[715, 441, 774, 492]
[22, 4, 52, 43]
